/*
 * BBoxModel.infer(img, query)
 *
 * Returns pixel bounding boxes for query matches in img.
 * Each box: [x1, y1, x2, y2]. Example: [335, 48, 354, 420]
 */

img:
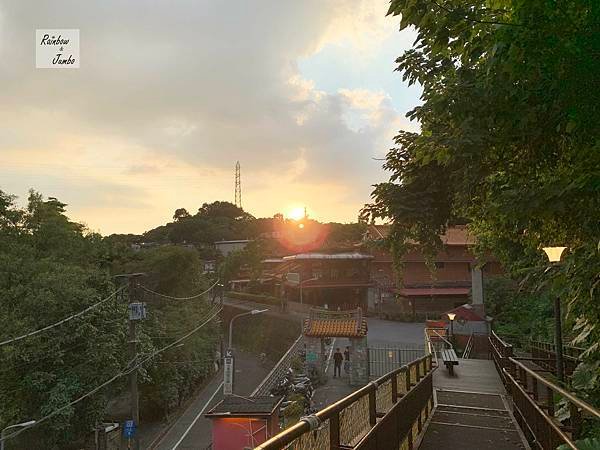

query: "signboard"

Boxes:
[123, 420, 136, 438]
[306, 352, 318, 362]
[128, 302, 147, 321]
[223, 350, 234, 395]
[286, 272, 300, 285]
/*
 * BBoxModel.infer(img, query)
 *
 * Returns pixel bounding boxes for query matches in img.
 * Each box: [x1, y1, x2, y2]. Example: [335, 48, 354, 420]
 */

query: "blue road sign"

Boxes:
[123, 420, 136, 438]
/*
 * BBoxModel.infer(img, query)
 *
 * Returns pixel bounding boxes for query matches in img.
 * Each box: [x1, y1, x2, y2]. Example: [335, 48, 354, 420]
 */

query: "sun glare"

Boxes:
[288, 207, 305, 221]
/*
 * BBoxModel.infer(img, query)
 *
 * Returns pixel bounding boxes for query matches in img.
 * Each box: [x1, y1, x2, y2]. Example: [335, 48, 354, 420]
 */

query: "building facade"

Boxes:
[364, 225, 502, 318]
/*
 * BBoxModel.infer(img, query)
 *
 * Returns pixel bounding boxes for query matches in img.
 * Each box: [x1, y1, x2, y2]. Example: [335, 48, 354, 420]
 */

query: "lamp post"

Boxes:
[1, 420, 36, 450]
[224, 309, 268, 395]
[447, 313, 456, 346]
[543, 246, 567, 383]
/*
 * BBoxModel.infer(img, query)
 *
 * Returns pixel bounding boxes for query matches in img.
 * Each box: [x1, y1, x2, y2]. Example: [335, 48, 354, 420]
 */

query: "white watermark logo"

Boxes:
[36, 29, 79, 68]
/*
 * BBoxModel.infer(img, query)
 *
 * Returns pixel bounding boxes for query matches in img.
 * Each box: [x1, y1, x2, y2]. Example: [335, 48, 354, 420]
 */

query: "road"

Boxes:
[153, 350, 269, 450]
[154, 317, 425, 449]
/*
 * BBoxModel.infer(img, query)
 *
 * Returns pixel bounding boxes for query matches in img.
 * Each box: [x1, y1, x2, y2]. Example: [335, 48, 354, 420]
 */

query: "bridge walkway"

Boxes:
[418, 359, 529, 450]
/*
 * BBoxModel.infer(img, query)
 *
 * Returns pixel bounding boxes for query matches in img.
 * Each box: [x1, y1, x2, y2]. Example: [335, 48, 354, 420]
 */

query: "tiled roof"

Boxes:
[304, 318, 368, 337]
[443, 304, 486, 322]
[365, 225, 475, 246]
[303, 308, 367, 337]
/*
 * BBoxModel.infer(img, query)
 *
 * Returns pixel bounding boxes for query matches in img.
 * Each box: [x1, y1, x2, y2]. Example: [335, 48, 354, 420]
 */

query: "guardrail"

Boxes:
[463, 333, 474, 359]
[252, 335, 304, 397]
[493, 333, 583, 377]
[489, 330, 514, 386]
[254, 354, 434, 450]
[504, 357, 600, 449]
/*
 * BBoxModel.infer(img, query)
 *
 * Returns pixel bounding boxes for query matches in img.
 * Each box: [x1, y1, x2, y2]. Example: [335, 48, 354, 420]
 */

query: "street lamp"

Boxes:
[228, 309, 269, 349]
[543, 246, 567, 382]
[1, 420, 36, 450]
[447, 313, 456, 344]
[224, 309, 268, 395]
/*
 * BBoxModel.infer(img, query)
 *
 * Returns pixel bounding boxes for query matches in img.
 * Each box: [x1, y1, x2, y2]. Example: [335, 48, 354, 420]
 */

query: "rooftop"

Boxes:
[303, 308, 367, 338]
[205, 395, 283, 417]
[366, 225, 476, 246]
[283, 252, 373, 260]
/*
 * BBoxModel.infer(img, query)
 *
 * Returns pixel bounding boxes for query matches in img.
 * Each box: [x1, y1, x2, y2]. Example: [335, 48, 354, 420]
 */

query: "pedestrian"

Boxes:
[333, 348, 343, 378]
[344, 346, 351, 375]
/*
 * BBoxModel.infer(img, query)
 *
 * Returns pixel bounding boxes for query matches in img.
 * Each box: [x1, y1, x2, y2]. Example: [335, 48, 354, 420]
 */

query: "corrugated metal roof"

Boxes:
[283, 252, 373, 260]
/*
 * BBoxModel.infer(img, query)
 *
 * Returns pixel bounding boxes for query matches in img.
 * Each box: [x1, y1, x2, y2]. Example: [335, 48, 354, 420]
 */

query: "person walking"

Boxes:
[343, 346, 351, 375]
[333, 348, 343, 378]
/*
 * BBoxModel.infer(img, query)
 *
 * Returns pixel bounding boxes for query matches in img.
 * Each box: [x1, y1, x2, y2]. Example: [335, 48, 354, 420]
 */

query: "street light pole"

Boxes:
[554, 295, 565, 382]
[224, 309, 268, 395]
[543, 246, 568, 383]
[447, 313, 456, 347]
[1, 420, 36, 450]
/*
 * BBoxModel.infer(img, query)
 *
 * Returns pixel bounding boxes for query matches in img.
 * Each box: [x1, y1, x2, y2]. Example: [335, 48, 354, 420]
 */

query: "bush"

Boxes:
[226, 291, 281, 306]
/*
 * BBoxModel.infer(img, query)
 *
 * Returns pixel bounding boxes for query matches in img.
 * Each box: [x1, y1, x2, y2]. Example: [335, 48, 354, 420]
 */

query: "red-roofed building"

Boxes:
[364, 225, 503, 318]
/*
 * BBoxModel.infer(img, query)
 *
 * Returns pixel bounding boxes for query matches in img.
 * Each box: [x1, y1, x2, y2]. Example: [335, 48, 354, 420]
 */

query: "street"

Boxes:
[153, 350, 270, 450]
[153, 317, 424, 448]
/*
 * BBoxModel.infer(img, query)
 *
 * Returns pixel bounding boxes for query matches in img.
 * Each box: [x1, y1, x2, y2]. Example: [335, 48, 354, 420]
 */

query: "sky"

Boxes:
[0, 0, 421, 235]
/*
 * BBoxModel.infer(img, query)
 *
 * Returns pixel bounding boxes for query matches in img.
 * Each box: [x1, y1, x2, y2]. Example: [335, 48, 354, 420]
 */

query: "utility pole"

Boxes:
[115, 273, 146, 450]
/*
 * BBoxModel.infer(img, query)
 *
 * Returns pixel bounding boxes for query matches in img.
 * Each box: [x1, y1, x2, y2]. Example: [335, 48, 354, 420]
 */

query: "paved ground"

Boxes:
[419, 359, 528, 450]
[152, 350, 270, 450]
[313, 319, 426, 410]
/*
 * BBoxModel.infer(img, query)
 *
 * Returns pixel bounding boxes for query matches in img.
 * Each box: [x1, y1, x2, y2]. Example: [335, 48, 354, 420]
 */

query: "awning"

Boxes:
[397, 287, 470, 297]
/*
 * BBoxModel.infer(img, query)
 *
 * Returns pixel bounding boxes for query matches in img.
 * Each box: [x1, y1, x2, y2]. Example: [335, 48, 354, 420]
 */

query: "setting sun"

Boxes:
[287, 207, 306, 221]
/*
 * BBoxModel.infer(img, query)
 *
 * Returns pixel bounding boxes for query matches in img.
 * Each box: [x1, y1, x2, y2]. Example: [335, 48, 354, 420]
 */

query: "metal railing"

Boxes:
[490, 331, 600, 449]
[252, 335, 304, 396]
[254, 354, 434, 450]
[504, 357, 600, 449]
[462, 333, 474, 359]
[495, 333, 583, 377]
[529, 340, 583, 377]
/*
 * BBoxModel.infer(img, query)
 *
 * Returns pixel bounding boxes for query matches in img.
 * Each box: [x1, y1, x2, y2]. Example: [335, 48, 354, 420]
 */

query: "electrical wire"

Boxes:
[0, 306, 222, 444]
[0, 286, 125, 348]
[140, 279, 220, 300]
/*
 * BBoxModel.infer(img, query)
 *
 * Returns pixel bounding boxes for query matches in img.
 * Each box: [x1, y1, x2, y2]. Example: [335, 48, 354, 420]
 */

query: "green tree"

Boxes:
[362, 0, 599, 385]
[0, 190, 127, 449]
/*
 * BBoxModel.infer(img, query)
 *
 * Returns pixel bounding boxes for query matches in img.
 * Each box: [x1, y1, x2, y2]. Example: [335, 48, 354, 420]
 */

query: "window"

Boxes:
[434, 262, 445, 269]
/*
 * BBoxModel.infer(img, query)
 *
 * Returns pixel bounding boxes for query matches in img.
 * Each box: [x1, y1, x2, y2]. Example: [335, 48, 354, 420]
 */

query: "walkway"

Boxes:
[419, 359, 528, 450]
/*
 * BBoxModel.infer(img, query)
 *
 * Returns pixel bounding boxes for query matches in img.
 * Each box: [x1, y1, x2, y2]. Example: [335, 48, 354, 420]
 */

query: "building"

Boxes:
[214, 239, 252, 257]
[205, 396, 283, 450]
[364, 225, 502, 318]
[279, 252, 374, 310]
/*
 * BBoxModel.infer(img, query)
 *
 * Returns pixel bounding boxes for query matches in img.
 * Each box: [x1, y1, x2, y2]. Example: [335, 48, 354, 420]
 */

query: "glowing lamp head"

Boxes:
[447, 313, 456, 321]
[542, 247, 567, 263]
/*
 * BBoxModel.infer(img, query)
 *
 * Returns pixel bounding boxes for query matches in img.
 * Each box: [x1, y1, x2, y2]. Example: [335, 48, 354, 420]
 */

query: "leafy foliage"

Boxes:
[363, 1, 599, 368]
[0, 190, 127, 448]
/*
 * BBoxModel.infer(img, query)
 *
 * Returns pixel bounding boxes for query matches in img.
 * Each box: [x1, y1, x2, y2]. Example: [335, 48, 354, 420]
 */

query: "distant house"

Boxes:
[214, 239, 251, 257]
[362, 225, 503, 317]
[280, 252, 374, 310]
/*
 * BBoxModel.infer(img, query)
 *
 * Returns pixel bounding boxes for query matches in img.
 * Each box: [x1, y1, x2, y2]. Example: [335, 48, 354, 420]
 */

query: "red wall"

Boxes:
[212, 418, 270, 450]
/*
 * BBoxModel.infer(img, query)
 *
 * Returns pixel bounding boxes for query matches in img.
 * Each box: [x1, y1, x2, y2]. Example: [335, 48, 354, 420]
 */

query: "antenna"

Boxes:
[234, 161, 242, 209]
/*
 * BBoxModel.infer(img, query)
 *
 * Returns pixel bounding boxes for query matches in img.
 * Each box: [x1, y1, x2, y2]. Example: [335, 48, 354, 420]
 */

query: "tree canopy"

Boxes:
[363, 1, 599, 355]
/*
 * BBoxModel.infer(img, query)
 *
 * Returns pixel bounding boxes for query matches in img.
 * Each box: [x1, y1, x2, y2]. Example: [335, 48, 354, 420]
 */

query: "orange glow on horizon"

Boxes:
[287, 206, 305, 220]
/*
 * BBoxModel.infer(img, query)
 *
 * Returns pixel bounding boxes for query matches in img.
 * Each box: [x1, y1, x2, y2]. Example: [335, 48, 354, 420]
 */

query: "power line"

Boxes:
[0, 307, 222, 444]
[0, 286, 125, 348]
[140, 279, 220, 301]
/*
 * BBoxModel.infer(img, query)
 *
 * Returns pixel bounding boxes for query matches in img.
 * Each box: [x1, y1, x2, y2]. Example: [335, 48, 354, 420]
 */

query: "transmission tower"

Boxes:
[234, 161, 242, 209]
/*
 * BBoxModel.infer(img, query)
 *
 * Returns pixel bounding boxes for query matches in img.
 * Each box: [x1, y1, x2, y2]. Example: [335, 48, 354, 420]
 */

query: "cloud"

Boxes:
[0, 0, 419, 233]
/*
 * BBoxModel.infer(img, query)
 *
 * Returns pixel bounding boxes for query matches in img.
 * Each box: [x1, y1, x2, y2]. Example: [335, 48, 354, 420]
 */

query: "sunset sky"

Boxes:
[0, 1, 421, 234]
